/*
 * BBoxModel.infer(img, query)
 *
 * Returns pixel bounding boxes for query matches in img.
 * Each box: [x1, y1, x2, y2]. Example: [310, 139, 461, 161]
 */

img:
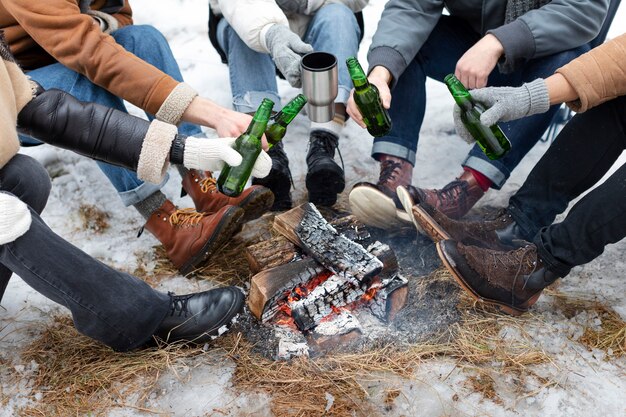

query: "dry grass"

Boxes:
[78, 204, 110, 233]
[16, 316, 207, 416]
[548, 290, 626, 358]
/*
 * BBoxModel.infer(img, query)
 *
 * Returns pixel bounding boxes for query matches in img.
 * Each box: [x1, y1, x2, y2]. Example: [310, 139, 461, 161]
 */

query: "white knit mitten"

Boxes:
[183, 137, 273, 178]
[0, 192, 31, 245]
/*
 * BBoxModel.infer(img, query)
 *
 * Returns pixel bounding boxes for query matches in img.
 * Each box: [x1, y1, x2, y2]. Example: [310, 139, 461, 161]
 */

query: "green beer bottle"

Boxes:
[266, 94, 307, 149]
[217, 98, 274, 197]
[444, 74, 511, 160]
[346, 56, 392, 137]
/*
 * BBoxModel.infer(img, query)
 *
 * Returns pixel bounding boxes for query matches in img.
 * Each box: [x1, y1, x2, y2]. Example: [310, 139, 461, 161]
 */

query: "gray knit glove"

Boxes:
[275, 0, 309, 14]
[265, 25, 313, 88]
[453, 78, 550, 144]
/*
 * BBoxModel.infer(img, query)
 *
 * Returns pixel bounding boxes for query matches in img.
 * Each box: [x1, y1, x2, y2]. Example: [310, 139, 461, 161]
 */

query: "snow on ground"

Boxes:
[1, 1, 625, 416]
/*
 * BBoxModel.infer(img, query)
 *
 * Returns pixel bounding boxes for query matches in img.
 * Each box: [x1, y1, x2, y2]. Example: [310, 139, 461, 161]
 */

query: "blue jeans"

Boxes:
[374, 15, 590, 189]
[0, 155, 170, 350]
[216, 3, 361, 113]
[22, 25, 201, 206]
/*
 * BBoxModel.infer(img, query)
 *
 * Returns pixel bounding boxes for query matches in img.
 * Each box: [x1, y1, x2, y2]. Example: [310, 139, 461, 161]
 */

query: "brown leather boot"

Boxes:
[437, 240, 558, 316]
[396, 186, 526, 251]
[348, 155, 414, 229]
[182, 170, 274, 222]
[406, 170, 485, 220]
[144, 200, 244, 275]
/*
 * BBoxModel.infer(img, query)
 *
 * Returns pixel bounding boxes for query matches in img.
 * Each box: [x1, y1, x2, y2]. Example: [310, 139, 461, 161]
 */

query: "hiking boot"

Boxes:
[144, 200, 244, 275]
[436, 240, 559, 315]
[182, 170, 273, 221]
[349, 154, 413, 229]
[154, 287, 244, 344]
[305, 130, 345, 206]
[408, 170, 485, 220]
[396, 186, 526, 250]
[252, 141, 292, 211]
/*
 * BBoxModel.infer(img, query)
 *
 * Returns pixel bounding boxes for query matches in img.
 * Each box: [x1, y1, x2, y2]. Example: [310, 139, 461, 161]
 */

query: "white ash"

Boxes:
[275, 326, 309, 360]
[313, 311, 362, 336]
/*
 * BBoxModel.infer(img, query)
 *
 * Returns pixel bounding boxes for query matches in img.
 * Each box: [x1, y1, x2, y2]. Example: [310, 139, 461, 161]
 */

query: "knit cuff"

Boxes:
[137, 120, 178, 184]
[488, 19, 535, 74]
[367, 46, 406, 90]
[0, 192, 32, 245]
[155, 83, 198, 125]
[525, 78, 550, 116]
[181, 136, 207, 171]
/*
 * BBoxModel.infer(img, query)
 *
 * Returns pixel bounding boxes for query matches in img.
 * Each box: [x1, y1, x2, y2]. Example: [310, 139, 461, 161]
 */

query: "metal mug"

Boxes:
[300, 52, 338, 123]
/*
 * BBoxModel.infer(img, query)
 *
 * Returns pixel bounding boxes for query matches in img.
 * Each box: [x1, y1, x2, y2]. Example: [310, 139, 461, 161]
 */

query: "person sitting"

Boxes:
[0, 0, 274, 273]
[208, 0, 367, 209]
[396, 33, 626, 315]
[346, 0, 608, 229]
[0, 34, 271, 349]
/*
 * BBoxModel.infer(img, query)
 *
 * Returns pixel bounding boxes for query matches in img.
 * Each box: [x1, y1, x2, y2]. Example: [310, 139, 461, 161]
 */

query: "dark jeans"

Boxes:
[374, 15, 589, 188]
[0, 155, 169, 351]
[507, 96, 626, 277]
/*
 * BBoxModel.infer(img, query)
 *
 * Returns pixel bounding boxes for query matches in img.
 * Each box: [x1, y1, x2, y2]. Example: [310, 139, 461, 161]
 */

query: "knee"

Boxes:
[0, 155, 51, 214]
[316, 3, 359, 33]
[112, 25, 170, 53]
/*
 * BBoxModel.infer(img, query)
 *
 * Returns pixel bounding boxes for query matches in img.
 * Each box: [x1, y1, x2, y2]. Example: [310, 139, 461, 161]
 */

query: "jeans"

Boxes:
[216, 3, 361, 113]
[374, 15, 589, 188]
[0, 155, 170, 351]
[21, 25, 201, 206]
[507, 96, 626, 277]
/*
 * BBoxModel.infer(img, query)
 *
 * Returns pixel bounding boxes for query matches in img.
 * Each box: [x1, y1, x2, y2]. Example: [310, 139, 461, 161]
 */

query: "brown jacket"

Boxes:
[0, 0, 196, 124]
[557, 33, 626, 113]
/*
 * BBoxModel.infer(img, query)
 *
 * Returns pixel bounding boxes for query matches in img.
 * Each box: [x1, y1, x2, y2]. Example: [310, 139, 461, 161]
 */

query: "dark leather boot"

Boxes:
[349, 154, 413, 229]
[406, 170, 485, 220]
[305, 130, 345, 206]
[144, 200, 244, 275]
[182, 170, 273, 222]
[437, 240, 559, 316]
[252, 141, 293, 211]
[154, 287, 244, 344]
[396, 185, 526, 250]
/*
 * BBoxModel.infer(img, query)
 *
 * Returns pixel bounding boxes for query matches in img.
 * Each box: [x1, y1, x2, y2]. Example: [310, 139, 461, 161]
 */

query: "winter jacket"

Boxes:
[369, 0, 610, 88]
[0, 0, 197, 125]
[556, 33, 626, 113]
[209, 0, 368, 54]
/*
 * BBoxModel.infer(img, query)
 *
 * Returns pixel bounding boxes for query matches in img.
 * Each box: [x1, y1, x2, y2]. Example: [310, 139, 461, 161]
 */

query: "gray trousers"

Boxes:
[0, 155, 169, 351]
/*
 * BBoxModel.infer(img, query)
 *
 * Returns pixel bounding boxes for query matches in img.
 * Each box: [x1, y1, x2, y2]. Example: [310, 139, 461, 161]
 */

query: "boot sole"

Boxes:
[306, 162, 345, 206]
[395, 186, 428, 235]
[179, 207, 245, 276]
[239, 187, 275, 222]
[435, 241, 539, 316]
[349, 186, 412, 230]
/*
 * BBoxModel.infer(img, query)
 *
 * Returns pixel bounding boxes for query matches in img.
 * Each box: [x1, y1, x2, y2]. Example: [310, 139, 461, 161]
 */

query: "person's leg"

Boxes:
[462, 45, 591, 188]
[301, 3, 362, 206]
[0, 154, 51, 301]
[535, 163, 626, 278]
[509, 95, 626, 239]
[215, 19, 281, 113]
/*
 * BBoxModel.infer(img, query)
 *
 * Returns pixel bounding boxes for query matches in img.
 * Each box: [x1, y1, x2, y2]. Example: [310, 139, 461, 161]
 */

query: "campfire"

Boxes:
[245, 203, 409, 359]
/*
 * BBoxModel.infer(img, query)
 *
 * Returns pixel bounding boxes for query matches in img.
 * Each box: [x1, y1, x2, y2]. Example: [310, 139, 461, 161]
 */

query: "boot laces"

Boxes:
[307, 133, 344, 171]
[378, 160, 403, 185]
[199, 176, 217, 194]
[489, 245, 538, 307]
[168, 292, 193, 317]
[170, 208, 206, 227]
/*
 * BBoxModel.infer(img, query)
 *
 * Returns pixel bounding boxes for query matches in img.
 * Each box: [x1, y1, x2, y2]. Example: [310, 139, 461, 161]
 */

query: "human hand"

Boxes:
[275, 0, 309, 14]
[183, 137, 273, 178]
[0, 192, 31, 245]
[455, 34, 503, 89]
[347, 66, 392, 129]
[265, 25, 313, 87]
[453, 78, 550, 142]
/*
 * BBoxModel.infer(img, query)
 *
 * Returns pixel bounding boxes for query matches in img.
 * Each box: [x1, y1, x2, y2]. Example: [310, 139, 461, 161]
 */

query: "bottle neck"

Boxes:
[273, 94, 307, 127]
[347, 57, 369, 89]
[444, 74, 473, 110]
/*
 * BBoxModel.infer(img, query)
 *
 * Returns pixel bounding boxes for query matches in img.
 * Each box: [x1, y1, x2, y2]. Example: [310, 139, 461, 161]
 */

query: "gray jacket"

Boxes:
[368, 0, 609, 87]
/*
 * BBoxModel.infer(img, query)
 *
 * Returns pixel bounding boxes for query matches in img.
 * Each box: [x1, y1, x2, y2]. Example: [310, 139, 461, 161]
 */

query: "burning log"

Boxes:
[248, 258, 326, 321]
[244, 235, 298, 274]
[273, 203, 383, 284]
